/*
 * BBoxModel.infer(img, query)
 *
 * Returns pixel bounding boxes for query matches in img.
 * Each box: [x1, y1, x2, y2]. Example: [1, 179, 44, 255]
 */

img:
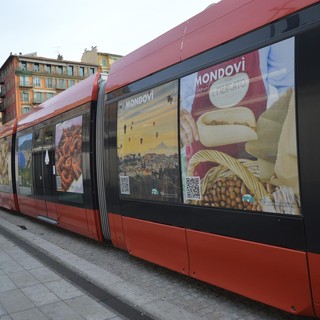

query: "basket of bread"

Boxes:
[186, 150, 276, 211]
[186, 88, 301, 215]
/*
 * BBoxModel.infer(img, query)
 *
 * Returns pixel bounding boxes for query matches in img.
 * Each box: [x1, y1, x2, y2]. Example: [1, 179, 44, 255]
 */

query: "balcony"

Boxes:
[15, 67, 90, 80]
[55, 84, 67, 90]
[19, 81, 33, 88]
[15, 67, 33, 76]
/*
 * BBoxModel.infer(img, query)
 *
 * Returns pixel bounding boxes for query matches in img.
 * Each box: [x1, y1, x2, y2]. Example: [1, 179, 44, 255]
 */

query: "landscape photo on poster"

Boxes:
[117, 81, 181, 202]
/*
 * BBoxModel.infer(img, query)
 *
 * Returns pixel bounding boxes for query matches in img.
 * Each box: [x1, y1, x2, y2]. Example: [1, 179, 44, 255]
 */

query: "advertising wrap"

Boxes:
[117, 81, 181, 203]
[55, 116, 83, 194]
[180, 38, 300, 215]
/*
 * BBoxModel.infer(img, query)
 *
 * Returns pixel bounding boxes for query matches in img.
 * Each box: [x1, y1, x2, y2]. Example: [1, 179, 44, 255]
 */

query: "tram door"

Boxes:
[33, 126, 58, 222]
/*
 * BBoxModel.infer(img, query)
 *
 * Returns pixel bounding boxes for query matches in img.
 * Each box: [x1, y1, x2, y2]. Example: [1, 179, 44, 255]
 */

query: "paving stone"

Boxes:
[8, 270, 40, 288]
[29, 266, 60, 283]
[0, 260, 24, 274]
[0, 235, 8, 243]
[0, 250, 12, 263]
[0, 289, 34, 313]
[44, 279, 84, 300]
[39, 301, 85, 320]
[0, 274, 17, 293]
[65, 295, 116, 320]
[10, 308, 49, 320]
[0, 301, 7, 316]
[4, 247, 29, 261]
[21, 284, 60, 307]
[16, 256, 42, 270]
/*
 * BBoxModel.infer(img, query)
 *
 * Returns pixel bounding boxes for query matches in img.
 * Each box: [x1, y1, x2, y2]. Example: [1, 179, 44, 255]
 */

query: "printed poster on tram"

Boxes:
[0, 137, 10, 187]
[17, 133, 33, 195]
[180, 37, 301, 215]
[117, 81, 181, 203]
[55, 115, 83, 193]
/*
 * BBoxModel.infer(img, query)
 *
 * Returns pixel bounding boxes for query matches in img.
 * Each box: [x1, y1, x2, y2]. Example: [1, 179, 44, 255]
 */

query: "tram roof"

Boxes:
[106, 0, 318, 92]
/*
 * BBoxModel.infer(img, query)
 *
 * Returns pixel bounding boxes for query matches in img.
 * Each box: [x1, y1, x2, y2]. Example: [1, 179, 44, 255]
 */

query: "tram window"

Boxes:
[33, 130, 42, 151]
[55, 115, 84, 204]
[180, 37, 301, 216]
[117, 80, 181, 203]
[17, 132, 33, 195]
[43, 126, 53, 147]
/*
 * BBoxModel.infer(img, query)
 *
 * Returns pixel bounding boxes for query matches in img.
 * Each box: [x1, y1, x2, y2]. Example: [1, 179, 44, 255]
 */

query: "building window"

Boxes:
[20, 61, 27, 71]
[20, 76, 29, 86]
[101, 59, 107, 67]
[45, 64, 52, 73]
[89, 68, 95, 75]
[47, 92, 54, 99]
[33, 63, 40, 72]
[34, 92, 43, 103]
[45, 78, 54, 88]
[57, 66, 63, 74]
[33, 77, 41, 87]
[57, 79, 66, 89]
[79, 67, 84, 77]
[21, 92, 29, 102]
[69, 80, 75, 87]
[22, 106, 31, 114]
[68, 65, 74, 76]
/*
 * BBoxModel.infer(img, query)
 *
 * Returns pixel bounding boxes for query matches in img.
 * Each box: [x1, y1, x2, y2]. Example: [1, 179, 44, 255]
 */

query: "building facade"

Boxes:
[0, 53, 99, 124]
[81, 46, 122, 74]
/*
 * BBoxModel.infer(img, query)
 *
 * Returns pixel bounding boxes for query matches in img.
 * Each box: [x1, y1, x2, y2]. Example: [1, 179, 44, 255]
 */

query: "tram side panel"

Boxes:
[53, 108, 101, 239]
[103, 4, 320, 316]
[15, 101, 103, 241]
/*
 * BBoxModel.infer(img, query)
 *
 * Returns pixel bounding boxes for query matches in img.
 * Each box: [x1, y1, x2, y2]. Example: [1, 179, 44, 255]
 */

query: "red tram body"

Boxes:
[11, 74, 104, 241]
[1, 0, 320, 317]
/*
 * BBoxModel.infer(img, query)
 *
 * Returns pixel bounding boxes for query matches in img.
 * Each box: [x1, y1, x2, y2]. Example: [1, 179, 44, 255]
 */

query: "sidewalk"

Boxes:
[0, 216, 200, 320]
[0, 228, 124, 320]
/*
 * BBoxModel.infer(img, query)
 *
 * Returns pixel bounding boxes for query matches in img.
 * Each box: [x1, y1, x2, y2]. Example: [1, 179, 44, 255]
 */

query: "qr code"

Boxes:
[186, 176, 201, 200]
[120, 175, 130, 195]
[56, 176, 62, 190]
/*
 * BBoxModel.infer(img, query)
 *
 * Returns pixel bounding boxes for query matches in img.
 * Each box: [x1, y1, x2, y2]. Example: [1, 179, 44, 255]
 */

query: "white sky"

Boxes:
[2, 0, 219, 65]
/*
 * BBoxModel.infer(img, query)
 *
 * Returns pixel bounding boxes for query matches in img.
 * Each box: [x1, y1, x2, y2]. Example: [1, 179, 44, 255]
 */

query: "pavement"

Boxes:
[0, 210, 306, 320]
[0, 222, 124, 320]
[0, 215, 200, 320]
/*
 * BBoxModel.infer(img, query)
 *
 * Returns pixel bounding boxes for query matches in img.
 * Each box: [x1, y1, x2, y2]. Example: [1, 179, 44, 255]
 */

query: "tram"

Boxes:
[1, 0, 320, 317]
